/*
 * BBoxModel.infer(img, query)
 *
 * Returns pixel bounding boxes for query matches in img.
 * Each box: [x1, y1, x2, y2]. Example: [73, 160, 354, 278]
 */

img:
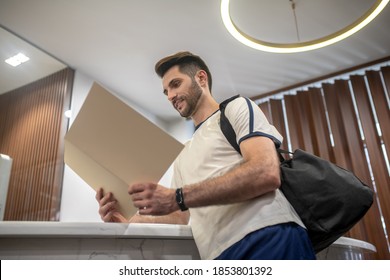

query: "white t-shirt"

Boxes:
[171, 97, 303, 260]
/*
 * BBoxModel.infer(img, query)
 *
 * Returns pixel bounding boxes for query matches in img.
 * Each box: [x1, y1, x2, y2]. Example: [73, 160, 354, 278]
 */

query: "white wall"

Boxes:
[60, 70, 193, 222]
[0, 155, 12, 221]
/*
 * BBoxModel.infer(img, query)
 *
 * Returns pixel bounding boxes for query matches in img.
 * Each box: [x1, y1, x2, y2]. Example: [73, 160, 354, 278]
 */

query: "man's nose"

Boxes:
[167, 89, 177, 102]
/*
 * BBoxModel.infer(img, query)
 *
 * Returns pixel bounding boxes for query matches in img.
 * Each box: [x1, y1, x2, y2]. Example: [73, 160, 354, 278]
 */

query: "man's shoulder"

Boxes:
[223, 95, 256, 117]
[220, 95, 246, 107]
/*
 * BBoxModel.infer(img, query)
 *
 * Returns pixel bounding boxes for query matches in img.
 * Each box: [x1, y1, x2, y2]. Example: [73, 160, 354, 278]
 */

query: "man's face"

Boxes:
[162, 66, 203, 118]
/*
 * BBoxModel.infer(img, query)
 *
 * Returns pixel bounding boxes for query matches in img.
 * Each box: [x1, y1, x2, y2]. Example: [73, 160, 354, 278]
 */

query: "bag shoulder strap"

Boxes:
[219, 95, 241, 155]
[219, 95, 291, 162]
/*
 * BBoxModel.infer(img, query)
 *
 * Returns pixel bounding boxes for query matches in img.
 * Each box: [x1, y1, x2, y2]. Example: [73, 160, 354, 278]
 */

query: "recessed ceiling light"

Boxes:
[5, 52, 30, 67]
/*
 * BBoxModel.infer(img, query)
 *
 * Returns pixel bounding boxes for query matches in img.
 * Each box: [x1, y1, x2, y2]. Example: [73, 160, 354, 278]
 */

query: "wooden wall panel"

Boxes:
[350, 75, 390, 259]
[333, 80, 371, 182]
[335, 80, 389, 258]
[269, 99, 288, 149]
[366, 70, 390, 162]
[322, 82, 352, 170]
[322, 81, 366, 245]
[278, 88, 333, 157]
[295, 91, 315, 153]
[0, 68, 74, 221]
[304, 88, 333, 161]
[351, 74, 390, 191]
[258, 102, 271, 122]
[380, 66, 390, 99]
[284, 95, 306, 151]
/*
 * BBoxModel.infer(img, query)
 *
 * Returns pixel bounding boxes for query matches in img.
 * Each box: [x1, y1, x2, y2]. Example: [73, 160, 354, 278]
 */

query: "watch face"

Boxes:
[176, 188, 188, 211]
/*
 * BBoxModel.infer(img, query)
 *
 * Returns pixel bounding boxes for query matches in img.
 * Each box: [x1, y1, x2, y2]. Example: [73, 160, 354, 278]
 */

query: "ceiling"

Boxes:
[1, 0, 390, 122]
[0, 27, 67, 94]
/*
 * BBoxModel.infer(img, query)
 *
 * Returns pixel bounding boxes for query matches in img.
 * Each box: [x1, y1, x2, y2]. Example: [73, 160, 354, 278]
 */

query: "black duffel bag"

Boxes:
[278, 149, 373, 253]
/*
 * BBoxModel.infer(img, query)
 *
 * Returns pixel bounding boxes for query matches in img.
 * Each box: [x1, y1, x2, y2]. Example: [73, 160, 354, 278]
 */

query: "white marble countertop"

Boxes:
[331, 235, 376, 252]
[0, 221, 376, 253]
[0, 221, 193, 239]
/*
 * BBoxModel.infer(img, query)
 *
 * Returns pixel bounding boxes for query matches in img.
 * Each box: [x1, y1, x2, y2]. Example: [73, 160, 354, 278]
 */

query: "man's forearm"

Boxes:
[183, 160, 277, 207]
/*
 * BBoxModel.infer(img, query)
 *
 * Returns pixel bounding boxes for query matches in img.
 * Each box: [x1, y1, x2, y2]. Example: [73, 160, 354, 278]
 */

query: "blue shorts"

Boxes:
[215, 222, 316, 260]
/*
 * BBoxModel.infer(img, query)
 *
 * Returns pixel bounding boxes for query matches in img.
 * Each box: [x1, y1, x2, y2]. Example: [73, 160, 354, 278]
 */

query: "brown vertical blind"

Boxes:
[258, 66, 390, 259]
[0, 68, 74, 221]
[269, 99, 288, 150]
[366, 70, 390, 166]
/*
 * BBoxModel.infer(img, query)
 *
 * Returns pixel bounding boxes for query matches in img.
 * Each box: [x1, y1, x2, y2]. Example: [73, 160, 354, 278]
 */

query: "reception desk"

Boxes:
[0, 222, 376, 260]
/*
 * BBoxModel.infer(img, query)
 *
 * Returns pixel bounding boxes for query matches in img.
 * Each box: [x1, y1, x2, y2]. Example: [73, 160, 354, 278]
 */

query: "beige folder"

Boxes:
[64, 82, 184, 220]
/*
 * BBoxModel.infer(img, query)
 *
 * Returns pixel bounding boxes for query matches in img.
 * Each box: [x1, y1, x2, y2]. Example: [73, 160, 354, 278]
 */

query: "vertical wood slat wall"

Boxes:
[260, 66, 390, 259]
[0, 68, 74, 221]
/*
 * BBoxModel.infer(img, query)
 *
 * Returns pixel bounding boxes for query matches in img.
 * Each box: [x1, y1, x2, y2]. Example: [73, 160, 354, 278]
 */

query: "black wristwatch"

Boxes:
[175, 188, 188, 211]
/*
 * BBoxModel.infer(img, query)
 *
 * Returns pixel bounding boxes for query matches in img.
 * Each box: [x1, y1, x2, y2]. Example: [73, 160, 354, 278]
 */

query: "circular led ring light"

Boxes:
[221, 0, 389, 53]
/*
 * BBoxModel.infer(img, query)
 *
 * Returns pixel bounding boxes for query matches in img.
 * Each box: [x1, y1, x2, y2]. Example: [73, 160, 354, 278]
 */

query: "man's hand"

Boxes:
[128, 183, 178, 216]
[95, 188, 128, 223]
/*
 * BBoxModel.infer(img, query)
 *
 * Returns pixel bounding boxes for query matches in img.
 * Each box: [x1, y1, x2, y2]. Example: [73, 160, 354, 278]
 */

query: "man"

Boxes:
[96, 51, 316, 260]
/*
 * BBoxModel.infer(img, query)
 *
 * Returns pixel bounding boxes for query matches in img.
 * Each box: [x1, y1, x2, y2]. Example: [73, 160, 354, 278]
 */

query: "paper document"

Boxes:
[64, 82, 184, 219]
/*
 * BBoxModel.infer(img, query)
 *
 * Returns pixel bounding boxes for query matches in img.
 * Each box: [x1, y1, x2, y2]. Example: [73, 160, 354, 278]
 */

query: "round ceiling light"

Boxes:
[221, 0, 389, 53]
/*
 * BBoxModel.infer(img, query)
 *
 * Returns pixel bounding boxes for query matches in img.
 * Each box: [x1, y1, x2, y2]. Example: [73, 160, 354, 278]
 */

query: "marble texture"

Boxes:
[0, 222, 199, 260]
[0, 222, 376, 260]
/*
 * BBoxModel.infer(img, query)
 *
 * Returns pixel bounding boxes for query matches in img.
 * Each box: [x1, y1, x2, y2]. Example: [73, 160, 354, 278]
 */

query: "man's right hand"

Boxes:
[95, 188, 128, 223]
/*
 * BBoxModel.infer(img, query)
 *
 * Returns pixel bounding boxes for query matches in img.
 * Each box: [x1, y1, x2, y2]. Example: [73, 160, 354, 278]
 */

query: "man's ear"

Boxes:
[196, 70, 208, 88]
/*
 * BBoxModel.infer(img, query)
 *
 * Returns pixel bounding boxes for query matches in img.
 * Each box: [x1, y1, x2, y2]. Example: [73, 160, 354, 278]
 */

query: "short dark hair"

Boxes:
[155, 51, 212, 90]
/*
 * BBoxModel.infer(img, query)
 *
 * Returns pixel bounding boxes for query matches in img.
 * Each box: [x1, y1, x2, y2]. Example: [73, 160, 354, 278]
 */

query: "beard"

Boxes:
[176, 80, 202, 118]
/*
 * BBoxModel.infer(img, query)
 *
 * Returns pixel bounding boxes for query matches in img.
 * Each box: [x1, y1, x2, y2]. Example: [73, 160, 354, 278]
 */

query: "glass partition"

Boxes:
[0, 26, 73, 221]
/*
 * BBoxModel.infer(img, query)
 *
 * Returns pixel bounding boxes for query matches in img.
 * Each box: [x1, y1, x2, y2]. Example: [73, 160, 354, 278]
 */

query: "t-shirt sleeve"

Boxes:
[224, 97, 283, 147]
